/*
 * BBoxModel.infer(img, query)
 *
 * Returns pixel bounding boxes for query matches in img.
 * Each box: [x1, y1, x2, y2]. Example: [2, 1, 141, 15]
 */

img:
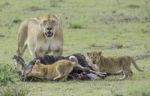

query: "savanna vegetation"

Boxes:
[0, 0, 150, 96]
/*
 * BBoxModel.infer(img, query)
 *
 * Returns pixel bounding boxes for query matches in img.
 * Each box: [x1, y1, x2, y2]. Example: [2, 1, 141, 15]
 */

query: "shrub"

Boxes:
[69, 19, 84, 29]
[0, 64, 16, 86]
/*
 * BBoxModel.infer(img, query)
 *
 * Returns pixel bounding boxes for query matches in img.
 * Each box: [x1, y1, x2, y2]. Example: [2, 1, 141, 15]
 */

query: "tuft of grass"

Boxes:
[0, 64, 17, 86]
[49, 0, 63, 7]
[0, 84, 30, 96]
[69, 19, 85, 29]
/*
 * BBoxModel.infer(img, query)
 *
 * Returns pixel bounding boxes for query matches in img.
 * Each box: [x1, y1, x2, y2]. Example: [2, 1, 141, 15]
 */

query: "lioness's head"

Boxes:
[39, 14, 59, 38]
[87, 51, 102, 64]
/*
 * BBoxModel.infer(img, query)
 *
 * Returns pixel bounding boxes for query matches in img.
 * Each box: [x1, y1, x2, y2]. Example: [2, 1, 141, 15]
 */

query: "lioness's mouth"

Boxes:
[45, 32, 53, 37]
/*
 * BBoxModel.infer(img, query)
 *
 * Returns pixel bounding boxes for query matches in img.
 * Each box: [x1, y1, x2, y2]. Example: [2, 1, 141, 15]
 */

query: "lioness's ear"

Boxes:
[98, 51, 102, 55]
[35, 60, 40, 64]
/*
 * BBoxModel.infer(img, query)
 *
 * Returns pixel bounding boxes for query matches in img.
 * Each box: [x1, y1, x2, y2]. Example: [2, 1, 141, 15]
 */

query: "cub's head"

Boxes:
[34, 59, 46, 69]
[87, 51, 102, 64]
[38, 14, 59, 38]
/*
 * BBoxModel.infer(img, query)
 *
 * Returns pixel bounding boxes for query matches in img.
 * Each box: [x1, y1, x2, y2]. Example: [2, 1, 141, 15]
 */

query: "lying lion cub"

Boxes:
[24, 56, 79, 81]
[87, 51, 144, 80]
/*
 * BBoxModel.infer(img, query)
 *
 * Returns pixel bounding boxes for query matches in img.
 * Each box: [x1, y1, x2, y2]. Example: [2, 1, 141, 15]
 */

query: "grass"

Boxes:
[0, 0, 150, 96]
[0, 84, 29, 96]
[69, 19, 85, 29]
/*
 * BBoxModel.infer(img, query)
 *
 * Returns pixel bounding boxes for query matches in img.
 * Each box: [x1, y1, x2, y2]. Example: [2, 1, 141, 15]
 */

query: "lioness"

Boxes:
[17, 14, 63, 58]
[87, 51, 144, 79]
[24, 56, 79, 81]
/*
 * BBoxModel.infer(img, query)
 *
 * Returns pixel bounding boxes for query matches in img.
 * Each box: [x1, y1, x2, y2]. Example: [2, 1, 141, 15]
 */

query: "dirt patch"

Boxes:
[107, 43, 130, 49]
[127, 4, 140, 9]
[109, 43, 124, 49]
[86, 43, 130, 50]
[0, 51, 6, 56]
[24, 6, 47, 12]
[90, 44, 105, 48]
[101, 14, 138, 23]
[134, 52, 150, 60]
[0, 18, 22, 27]
[100, 13, 150, 24]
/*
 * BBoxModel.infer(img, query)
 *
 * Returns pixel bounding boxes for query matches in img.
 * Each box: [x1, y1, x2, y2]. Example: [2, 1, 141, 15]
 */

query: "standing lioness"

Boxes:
[17, 14, 63, 58]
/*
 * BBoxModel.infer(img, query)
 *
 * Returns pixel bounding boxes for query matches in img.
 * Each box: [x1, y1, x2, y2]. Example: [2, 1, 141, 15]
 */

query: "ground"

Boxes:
[0, 0, 150, 96]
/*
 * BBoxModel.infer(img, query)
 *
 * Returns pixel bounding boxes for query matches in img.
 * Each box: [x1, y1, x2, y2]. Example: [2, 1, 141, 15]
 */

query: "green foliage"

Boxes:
[69, 19, 85, 29]
[0, 85, 29, 96]
[0, 64, 16, 86]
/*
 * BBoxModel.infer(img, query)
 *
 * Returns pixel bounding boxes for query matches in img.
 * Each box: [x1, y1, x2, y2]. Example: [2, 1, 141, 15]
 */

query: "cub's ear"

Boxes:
[87, 52, 90, 56]
[98, 51, 102, 55]
[35, 59, 41, 64]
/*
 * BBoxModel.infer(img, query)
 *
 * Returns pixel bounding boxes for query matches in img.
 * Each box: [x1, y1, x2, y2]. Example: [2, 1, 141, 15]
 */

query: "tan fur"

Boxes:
[87, 51, 144, 79]
[17, 14, 63, 58]
[24, 56, 78, 81]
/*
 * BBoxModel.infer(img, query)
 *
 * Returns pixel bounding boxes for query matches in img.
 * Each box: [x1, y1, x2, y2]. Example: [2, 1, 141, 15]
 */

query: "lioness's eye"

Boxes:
[43, 20, 47, 24]
[51, 20, 56, 24]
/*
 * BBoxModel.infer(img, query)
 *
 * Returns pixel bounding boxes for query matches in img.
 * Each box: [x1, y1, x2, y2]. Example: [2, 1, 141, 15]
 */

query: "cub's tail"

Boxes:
[69, 56, 78, 66]
[129, 57, 144, 72]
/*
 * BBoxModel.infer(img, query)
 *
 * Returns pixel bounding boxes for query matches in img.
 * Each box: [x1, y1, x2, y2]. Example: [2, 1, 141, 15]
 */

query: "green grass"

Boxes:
[0, 0, 150, 95]
[0, 84, 29, 96]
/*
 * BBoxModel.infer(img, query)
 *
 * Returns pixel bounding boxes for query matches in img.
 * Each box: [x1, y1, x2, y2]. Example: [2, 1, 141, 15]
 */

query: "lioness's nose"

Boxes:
[47, 27, 52, 30]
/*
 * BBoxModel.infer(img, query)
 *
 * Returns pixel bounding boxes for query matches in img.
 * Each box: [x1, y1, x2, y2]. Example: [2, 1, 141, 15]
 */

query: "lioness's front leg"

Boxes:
[34, 48, 45, 58]
[52, 47, 63, 56]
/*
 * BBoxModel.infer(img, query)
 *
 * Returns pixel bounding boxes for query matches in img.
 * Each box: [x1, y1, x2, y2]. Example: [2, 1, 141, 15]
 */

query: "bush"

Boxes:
[69, 19, 85, 29]
[0, 85, 29, 96]
[0, 64, 16, 86]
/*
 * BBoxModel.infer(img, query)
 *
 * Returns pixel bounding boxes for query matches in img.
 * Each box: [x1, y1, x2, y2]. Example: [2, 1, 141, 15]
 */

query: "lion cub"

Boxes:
[87, 51, 144, 79]
[25, 56, 78, 81]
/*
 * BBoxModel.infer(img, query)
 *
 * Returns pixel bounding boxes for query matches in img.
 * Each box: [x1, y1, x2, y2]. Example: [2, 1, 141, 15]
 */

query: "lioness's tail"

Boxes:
[69, 56, 78, 66]
[129, 57, 144, 72]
